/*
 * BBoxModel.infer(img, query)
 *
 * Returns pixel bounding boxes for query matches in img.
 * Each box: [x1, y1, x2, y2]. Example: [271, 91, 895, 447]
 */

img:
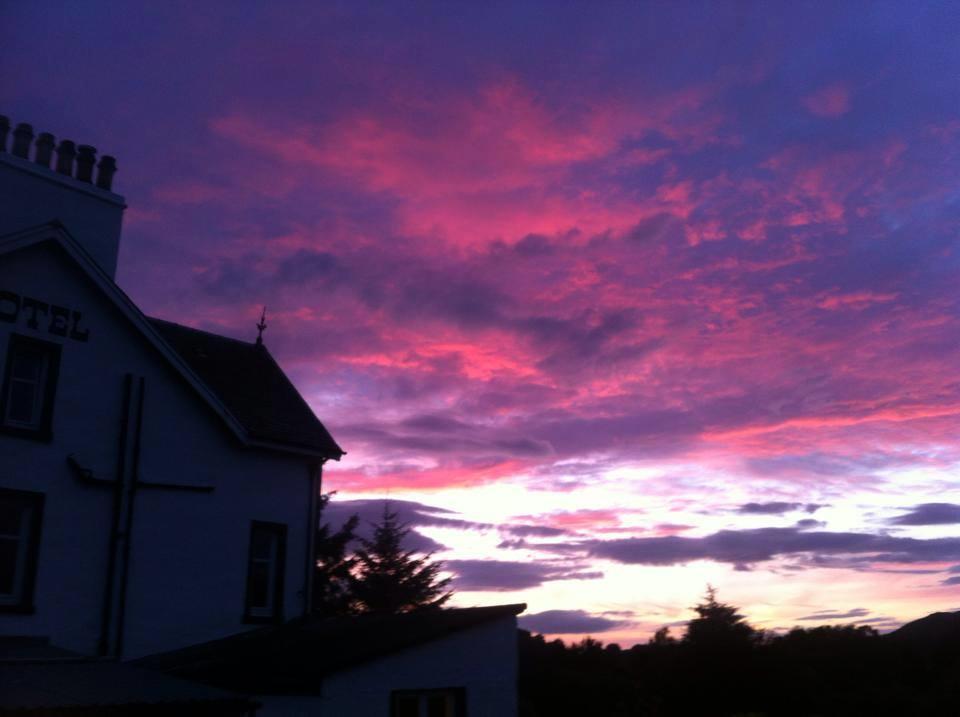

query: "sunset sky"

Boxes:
[6, 1, 960, 644]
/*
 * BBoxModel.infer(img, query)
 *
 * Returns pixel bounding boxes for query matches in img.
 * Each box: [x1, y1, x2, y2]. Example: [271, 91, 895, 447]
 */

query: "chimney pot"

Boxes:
[34, 132, 56, 168]
[96, 155, 118, 191]
[75, 145, 97, 183]
[55, 140, 77, 176]
[12, 123, 34, 159]
[0, 116, 10, 152]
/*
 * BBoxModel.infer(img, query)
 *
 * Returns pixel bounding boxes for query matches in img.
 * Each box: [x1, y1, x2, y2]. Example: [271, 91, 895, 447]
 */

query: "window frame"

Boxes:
[0, 488, 45, 614]
[390, 687, 467, 717]
[0, 333, 62, 441]
[243, 520, 287, 624]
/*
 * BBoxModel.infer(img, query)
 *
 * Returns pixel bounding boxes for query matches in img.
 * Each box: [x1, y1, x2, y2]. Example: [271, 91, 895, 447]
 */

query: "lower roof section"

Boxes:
[0, 646, 256, 716]
[135, 604, 526, 694]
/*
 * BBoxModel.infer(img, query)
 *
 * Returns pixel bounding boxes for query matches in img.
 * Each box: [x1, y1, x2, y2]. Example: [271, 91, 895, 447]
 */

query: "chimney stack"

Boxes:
[34, 132, 56, 168]
[75, 145, 97, 183]
[12, 123, 34, 158]
[96, 155, 118, 191]
[0, 114, 126, 278]
[55, 139, 77, 175]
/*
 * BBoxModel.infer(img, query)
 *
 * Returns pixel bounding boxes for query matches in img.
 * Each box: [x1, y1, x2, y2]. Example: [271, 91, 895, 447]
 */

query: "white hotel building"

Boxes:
[0, 116, 522, 717]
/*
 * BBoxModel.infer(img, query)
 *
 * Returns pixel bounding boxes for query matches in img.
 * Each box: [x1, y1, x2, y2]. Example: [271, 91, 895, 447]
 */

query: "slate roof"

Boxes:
[149, 318, 343, 459]
[135, 604, 526, 694]
[0, 659, 254, 715]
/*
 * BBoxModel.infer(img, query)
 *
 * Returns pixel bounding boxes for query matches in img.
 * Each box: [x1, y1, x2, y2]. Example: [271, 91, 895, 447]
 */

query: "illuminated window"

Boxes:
[0, 488, 44, 613]
[0, 334, 61, 439]
[391, 688, 465, 717]
[244, 521, 286, 622]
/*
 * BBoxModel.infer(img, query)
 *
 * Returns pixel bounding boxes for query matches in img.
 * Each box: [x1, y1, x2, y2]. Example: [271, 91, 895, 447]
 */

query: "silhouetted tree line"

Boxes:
[312, 494, 451, 615]
[518, 587, 960, 717]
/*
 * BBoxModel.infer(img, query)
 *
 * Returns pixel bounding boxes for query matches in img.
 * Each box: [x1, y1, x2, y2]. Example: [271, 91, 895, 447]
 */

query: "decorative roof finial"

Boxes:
[255, 306, 268, 346]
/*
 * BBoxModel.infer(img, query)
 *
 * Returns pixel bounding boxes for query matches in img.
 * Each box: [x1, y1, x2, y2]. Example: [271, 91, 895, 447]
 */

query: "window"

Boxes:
[0, 334, 62, 440]
[0, 488, 44, 613]
[391, 688, 466, 717]
[243, 521, 286, 622]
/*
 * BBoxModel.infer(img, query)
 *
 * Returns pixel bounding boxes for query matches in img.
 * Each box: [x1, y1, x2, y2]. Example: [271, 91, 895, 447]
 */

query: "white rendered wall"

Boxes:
[256, 616, 520, 717]
[0, 155, 125, 279]
[0, 241, 315, 659]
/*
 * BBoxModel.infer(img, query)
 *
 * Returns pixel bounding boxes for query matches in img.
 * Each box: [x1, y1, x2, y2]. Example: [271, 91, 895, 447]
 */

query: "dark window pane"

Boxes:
[248, 561, 270, 607]
[0, 503, 22, 535]
[427, 694, 451, 717]
[395, 695, 419, 717]
[11, 352, 42, 381]
[0, 537, 18, 595]
[250, 529, 275, 560]
[7, 381, 37, 423]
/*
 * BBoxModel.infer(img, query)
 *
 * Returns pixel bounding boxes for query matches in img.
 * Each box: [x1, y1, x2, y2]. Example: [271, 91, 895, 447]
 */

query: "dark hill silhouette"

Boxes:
[886, 610, 960, 650]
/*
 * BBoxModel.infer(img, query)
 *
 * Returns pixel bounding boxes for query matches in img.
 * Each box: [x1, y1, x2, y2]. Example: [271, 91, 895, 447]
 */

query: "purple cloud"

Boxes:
[520, 609, 629, 634]
[738, 502, 825, 515]
[446, 559, 603, 591]
[797, 607, 870, 621]
[891, 503, 960, 526]
[576, 528, 960, 568]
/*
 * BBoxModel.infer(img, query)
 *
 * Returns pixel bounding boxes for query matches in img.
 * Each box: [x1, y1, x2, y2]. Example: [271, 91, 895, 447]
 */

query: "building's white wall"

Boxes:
[256, 616, 520, 717]
[0, 242, 314, 659]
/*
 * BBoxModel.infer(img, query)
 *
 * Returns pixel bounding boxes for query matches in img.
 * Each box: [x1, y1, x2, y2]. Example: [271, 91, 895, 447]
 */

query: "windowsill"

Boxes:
[242, 612, 284, 625]
[0, 423, 52, 442]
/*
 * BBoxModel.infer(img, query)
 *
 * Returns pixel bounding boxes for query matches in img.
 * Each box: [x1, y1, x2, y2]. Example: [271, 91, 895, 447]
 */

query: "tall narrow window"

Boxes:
[0, 334, 62, 440]
[0, 488, 45, 613]
[244, 521, 286, 623]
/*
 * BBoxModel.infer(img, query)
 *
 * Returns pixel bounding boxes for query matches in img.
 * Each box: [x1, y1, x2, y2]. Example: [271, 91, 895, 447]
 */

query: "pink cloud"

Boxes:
[802, 83, 851, 118]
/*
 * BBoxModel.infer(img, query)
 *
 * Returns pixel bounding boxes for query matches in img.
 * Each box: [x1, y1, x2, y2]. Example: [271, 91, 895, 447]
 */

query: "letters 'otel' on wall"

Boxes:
[0, 289, 90, 342]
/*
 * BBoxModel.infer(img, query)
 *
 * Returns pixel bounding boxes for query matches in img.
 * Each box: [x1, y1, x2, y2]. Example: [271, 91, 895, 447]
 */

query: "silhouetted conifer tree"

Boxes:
[683, 584, 758, 651]
[348, 504, 452, 614]
[312, 492, 359, 615]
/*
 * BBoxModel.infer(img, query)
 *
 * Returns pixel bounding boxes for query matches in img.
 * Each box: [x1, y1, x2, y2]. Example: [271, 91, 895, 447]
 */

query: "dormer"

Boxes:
[0, 115, 126, 279]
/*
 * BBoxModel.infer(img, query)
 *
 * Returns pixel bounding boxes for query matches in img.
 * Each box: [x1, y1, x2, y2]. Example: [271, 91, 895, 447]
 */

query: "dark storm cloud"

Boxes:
[520, 609, 629, 634]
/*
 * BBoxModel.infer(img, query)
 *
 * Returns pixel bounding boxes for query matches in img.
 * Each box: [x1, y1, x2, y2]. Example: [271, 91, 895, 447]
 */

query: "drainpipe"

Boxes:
[114, 376, 145, 657]
[98, 374, 131, 657]
[304, 459, 325, 616]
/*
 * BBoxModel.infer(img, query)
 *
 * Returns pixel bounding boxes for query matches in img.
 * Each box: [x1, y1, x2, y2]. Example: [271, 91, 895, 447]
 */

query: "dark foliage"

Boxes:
[519, 592, 960, 717]
[347, 505, 452, 614]
[311, 492, 359, 616]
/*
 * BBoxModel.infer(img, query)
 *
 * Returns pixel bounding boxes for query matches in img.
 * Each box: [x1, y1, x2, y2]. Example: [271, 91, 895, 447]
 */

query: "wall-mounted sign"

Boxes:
[0, 290, 90, 342]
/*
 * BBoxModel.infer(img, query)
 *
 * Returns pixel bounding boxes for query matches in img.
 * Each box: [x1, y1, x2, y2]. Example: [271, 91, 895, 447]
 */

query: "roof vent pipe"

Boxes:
[96, 155, 118, 191]
[12, 123, 33, 159]
[0, 116, 9, 152]
[75, 145, 97, 183]
[55, 139, 77, 176]
[34, 133, 56, 168]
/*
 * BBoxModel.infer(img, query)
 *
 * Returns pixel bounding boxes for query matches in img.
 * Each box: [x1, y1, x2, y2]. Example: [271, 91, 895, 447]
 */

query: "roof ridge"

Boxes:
[147, 316, 259, 347]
